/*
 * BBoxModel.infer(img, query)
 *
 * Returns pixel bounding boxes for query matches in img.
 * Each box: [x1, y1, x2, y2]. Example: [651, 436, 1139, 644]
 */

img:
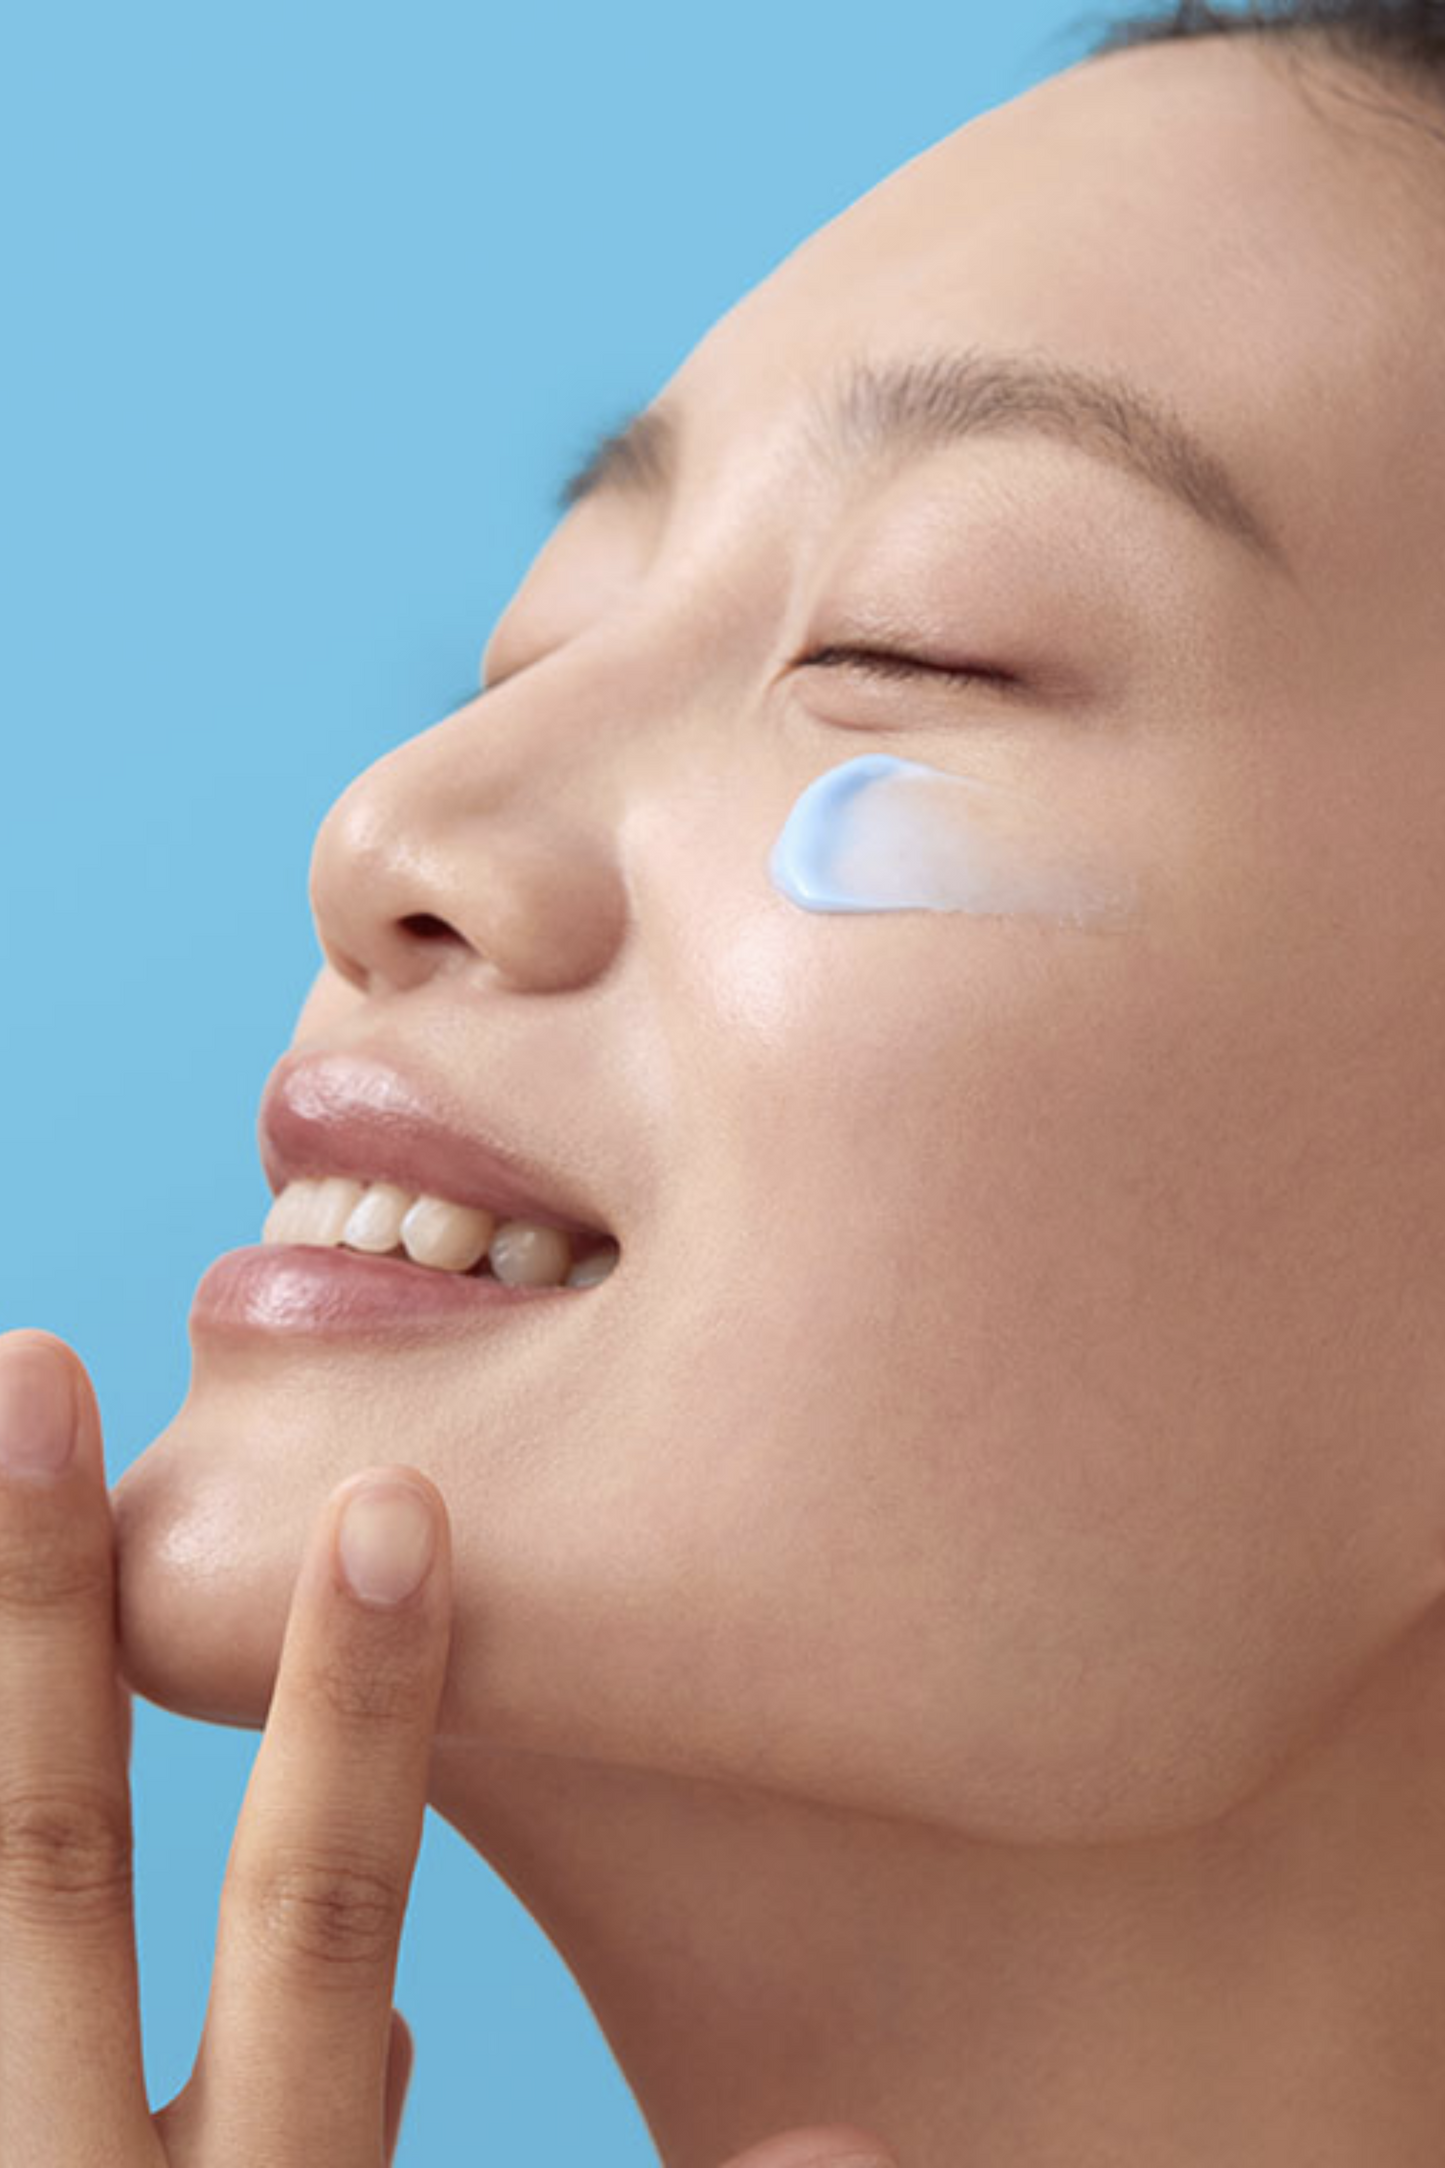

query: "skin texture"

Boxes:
[109, 32, 1445, 2167]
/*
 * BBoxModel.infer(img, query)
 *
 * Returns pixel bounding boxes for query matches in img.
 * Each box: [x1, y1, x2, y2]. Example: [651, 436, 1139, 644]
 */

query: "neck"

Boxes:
[429, 1614, 1445, 2168]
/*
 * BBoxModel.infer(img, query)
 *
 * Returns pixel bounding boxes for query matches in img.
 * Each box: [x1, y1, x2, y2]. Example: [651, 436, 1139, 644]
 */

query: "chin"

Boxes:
[110, 1437, 289, 1733]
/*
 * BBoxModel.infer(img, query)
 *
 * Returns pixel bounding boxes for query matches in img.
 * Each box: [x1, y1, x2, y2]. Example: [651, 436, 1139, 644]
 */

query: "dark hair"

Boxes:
[1053, 0, 1445, 148]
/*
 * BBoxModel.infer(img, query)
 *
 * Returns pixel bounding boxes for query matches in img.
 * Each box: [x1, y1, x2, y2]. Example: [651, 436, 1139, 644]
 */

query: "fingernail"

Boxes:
[0, 1340, 76, 1480]
[337, 1482, 436, 1607]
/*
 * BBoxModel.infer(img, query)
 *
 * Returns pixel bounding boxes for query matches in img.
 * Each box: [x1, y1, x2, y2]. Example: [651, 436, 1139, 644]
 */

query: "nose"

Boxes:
[306, 688, 631, 999]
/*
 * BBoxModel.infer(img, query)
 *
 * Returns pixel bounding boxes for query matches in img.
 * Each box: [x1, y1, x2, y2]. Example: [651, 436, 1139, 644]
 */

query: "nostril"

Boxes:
[399, 912, 457, 941]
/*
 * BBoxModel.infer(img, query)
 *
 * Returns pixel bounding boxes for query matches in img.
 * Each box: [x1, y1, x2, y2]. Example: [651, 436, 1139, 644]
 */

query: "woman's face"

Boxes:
[114, 36, 1445, 1841]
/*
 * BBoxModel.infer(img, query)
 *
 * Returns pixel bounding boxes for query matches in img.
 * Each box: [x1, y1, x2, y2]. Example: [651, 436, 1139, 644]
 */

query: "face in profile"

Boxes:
[113, 31, 1445, 1845]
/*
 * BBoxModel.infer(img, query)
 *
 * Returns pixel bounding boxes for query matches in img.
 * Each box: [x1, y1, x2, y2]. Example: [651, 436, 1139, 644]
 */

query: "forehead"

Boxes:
[667, 39, 1445, 600]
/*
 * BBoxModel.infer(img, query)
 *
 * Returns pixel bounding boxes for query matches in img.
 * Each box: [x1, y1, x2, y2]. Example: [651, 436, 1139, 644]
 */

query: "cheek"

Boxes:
[646, 886, 1427, 1840]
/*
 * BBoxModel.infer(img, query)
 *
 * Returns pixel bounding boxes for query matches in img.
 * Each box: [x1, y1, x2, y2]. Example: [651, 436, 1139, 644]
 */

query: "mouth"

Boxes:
[190, 1047, 622, 1342]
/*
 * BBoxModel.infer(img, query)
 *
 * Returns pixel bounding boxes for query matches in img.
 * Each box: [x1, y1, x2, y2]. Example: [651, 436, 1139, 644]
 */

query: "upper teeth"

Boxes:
[262, 1176, 618, 1289]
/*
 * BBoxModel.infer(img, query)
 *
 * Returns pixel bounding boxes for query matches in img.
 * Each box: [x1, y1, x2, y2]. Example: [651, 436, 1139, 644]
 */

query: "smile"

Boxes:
[263, 1176, 620, 1289]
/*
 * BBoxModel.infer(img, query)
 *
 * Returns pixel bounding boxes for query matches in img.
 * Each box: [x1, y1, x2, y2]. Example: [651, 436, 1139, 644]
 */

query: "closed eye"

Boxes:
[471, 644, 1018, 707]
[791, 643, 1017, 690]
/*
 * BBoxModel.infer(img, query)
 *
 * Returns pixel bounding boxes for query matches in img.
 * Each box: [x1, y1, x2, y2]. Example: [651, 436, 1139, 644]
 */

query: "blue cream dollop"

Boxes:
[768, 753, 1136, 929]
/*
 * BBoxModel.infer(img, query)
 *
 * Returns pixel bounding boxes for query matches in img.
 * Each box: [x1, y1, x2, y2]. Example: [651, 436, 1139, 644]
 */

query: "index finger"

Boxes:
[173, 1467, 451, 2166]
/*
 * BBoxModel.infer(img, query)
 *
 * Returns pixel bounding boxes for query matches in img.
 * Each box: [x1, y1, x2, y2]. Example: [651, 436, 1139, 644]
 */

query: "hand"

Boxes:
[0, 1329, 897, 2168]
[0, 1327, 445, 2166]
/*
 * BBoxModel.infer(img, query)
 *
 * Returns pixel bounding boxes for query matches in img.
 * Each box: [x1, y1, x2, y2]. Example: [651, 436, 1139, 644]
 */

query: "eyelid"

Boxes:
[791, 643, 1017, 690]
[477, 643, 1016, 704]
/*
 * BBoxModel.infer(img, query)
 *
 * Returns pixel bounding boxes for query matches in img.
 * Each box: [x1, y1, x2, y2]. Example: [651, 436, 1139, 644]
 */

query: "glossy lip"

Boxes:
[257, 1047, 612, 1239]
[191, 1240, 587, 1344]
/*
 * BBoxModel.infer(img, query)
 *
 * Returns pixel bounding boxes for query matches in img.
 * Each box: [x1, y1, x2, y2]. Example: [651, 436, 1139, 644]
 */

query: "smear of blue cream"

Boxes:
[768, 753, 1137, 930]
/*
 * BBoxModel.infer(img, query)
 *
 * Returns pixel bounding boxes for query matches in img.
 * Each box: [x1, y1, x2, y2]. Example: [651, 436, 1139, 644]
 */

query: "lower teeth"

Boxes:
[336, 1241, 613, 1289]
[351, 1243, 497, 1279]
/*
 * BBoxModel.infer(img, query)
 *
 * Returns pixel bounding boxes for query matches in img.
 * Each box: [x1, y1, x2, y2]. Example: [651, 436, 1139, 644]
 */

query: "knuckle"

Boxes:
[311, 1644, 421, 1730]
[243, 1851, 407, 1979]
[0, 1785, 134, 1923]
[0, 1519, 109, 1618]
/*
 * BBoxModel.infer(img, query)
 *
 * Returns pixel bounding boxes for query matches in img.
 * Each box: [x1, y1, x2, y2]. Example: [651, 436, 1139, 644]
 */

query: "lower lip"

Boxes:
[191, 1243, 580, 1341]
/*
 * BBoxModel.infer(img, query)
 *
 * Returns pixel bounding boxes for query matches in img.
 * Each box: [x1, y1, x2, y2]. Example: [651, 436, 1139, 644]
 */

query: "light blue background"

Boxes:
[3, 2, 1116, 2158]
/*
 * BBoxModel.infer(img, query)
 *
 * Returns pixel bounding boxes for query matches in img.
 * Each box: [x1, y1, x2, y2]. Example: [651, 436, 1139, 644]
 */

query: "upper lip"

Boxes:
[257, 1049, 612, 1239]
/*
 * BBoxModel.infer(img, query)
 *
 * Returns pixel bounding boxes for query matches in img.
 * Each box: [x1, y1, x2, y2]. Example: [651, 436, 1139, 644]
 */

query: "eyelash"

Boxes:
[791, 643, 1013, 690]
[472, 644, 1013, 708]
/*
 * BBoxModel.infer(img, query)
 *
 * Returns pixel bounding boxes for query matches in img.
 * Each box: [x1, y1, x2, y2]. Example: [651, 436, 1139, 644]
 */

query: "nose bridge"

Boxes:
[308, 495, 791, 1004]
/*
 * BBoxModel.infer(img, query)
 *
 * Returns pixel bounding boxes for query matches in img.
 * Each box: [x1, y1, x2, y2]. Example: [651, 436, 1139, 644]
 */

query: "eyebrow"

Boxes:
[554, 347, 1291, 574]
